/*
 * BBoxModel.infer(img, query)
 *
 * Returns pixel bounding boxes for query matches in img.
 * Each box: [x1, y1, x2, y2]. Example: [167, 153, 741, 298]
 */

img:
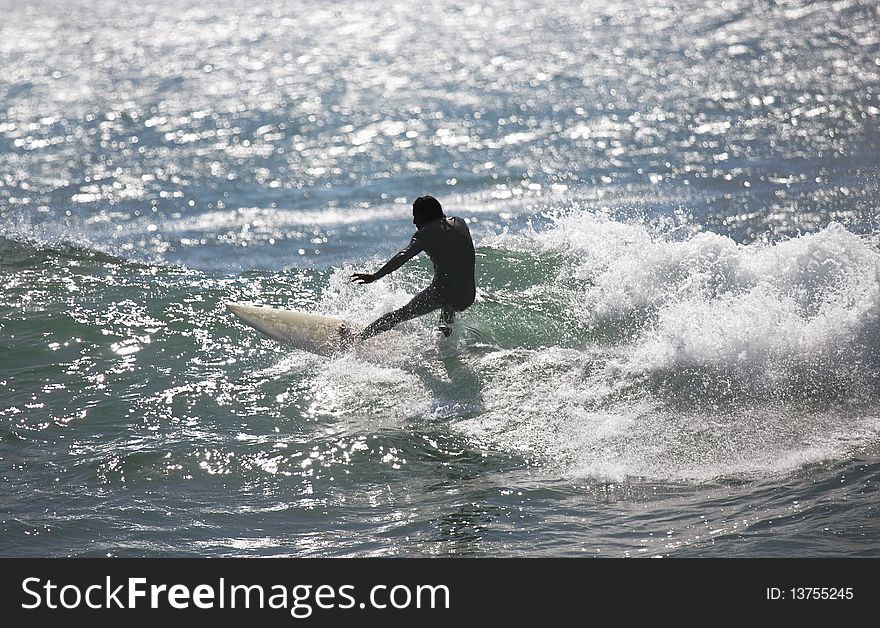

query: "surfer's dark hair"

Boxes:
[412, 195, 444, 220]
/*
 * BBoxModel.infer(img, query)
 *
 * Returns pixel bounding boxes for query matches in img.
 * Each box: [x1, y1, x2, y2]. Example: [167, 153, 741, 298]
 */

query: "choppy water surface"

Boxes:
[1, 0, 879, 557]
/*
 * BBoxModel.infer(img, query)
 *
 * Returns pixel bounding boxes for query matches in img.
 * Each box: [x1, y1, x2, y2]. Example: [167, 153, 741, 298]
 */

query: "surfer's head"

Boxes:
[412, 195, 444, 228]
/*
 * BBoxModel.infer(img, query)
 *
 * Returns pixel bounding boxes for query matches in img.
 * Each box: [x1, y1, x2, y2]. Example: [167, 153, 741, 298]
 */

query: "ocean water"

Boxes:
[1, 0, 879, 557]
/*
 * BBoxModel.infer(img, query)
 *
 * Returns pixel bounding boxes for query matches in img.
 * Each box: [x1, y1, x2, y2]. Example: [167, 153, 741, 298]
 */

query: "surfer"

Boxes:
[351, 195, 476, 340]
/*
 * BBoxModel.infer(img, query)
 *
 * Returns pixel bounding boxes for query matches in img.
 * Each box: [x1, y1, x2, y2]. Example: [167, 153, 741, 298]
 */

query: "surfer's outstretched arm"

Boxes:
[351, 236, 424, 284]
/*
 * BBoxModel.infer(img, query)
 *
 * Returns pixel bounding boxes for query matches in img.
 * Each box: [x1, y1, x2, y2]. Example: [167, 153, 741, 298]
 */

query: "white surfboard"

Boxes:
[227, 302, 360, 356]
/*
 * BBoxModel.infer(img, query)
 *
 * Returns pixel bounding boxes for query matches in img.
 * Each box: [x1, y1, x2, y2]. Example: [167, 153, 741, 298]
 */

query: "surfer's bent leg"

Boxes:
[435, 287, 475, 337]
[359, 286, 443, 340]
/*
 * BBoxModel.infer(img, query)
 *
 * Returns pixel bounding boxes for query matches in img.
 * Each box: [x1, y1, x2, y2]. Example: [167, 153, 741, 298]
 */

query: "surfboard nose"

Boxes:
[226, 301, 258, 317]
[227, 301, 265, 323]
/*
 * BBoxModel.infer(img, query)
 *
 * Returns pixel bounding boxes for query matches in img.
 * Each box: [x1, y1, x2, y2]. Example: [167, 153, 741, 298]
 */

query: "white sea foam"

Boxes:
[455, 213, 880, 481]
[503, 212, 880, 383]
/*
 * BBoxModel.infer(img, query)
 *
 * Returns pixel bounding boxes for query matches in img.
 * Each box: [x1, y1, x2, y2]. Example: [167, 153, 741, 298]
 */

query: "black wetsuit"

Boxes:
[360, 217, 476, 339]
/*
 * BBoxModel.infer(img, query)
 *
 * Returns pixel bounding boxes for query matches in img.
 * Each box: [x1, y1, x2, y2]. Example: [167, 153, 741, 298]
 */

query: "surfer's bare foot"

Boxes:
[432, 324, 453, 341]
[337, 323, 356, 348]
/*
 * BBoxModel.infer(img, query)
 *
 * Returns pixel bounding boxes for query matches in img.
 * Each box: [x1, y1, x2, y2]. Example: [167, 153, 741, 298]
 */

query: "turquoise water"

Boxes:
[1, 0, 879, 557]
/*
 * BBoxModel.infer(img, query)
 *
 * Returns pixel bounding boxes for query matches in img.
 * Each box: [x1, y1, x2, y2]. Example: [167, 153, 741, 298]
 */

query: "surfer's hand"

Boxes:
[350, 273, 377, 284]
